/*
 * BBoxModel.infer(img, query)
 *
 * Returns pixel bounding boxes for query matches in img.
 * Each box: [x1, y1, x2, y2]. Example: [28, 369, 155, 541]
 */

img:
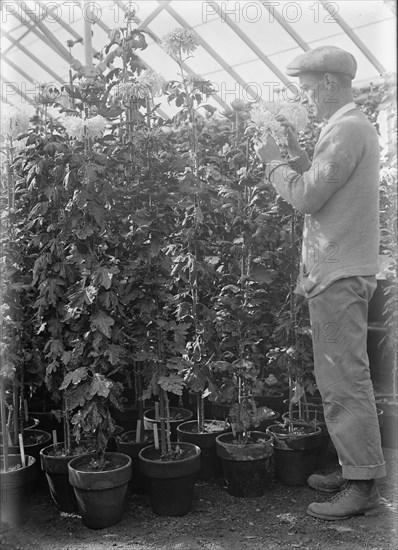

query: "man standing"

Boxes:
[255, 45, 386, 520]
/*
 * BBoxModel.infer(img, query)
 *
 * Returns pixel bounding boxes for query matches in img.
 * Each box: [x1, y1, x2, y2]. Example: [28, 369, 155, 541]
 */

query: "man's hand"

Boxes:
[275, 114, 302, 157]
[254, 135, 283, 164]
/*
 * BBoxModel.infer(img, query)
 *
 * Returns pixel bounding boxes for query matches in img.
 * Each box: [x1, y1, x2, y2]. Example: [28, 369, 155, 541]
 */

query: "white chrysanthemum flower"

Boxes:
[161, 28, 200, 57]
[61, 114, 107, 140]
[112, 71, 164, 105]
[1, 105, 30, 140]
[249, 101, 308, 145]
[278, 103, 309, 133]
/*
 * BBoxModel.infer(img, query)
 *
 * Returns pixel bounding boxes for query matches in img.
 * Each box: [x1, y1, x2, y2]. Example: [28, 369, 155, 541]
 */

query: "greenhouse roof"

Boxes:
[1, 0, 396, 115]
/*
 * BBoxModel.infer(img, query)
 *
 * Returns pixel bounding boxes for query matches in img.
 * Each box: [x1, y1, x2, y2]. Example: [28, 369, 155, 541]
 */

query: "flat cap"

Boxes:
[286, 46, 357, 79]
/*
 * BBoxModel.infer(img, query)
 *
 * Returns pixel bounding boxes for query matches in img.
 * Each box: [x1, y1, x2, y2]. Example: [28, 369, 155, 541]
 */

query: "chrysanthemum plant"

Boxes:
[248, 99, 323, 428]
[6, 10, 172, 466]
[159, 28, 221, 434]
[206, 97, 310, 437]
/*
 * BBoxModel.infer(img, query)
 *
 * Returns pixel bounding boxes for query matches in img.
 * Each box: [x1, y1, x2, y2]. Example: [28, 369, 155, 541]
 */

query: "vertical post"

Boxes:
[82, 1, 93, 67]
[0, 381, 9, 471]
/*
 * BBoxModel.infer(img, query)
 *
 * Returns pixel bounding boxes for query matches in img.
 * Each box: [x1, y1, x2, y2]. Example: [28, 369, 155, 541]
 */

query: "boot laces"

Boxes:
[328, 481, 352, 502]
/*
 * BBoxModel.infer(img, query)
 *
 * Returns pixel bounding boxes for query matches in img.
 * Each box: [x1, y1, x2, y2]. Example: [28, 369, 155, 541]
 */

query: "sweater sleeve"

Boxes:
[265, 120, 363, 215]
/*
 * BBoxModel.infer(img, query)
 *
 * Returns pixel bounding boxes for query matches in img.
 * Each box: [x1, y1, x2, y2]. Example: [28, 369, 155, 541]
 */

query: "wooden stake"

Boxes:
[135, 420, 141, 443]
[18, 433, 25, 468]
[155, 402, 160, 421]
[153, 424, 159, 450]
[52, 430, 58, 448]
[24, 399, 29, 422]
[0, 383, 9, 472]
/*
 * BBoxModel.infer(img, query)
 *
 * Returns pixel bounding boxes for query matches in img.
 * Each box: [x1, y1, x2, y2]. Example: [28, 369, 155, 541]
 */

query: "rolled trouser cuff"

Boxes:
[342, 463, 386, 480]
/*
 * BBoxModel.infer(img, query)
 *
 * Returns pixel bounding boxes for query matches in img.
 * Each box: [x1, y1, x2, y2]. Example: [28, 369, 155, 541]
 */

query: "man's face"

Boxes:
[298, 73, 330, 119]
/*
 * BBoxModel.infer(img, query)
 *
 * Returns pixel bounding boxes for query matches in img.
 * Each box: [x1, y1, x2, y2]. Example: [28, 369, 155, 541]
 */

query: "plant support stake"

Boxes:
[18, 433, 25, 467]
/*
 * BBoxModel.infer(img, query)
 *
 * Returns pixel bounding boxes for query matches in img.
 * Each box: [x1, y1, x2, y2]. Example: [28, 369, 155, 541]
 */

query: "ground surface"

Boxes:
[0, 447, 397, 550]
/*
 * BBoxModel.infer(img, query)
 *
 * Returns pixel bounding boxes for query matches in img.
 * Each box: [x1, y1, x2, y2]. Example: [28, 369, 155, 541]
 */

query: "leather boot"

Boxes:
[307, 480, 380, 520]
[307, 469, 346, 493]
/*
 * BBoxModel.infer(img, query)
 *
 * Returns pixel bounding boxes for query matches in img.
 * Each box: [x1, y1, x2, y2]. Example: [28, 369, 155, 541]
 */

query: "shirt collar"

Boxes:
[326, 102, 357, 125]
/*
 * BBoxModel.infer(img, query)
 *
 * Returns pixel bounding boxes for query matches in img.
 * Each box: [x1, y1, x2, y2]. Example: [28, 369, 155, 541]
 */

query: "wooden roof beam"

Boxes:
[96, 2, 229, 112]
[2, 29, 65, 83]
[164, 3, 262, 102]
[319, 0, 385, 74]
[207, 0, 292, 86]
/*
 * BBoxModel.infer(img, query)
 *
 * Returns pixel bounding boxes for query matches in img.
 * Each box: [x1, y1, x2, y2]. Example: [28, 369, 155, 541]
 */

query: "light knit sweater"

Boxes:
[266, 108, 380, 298]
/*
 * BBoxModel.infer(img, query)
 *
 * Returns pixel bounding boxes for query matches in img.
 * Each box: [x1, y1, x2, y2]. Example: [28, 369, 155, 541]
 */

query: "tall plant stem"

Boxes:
[288, 208, 297, 432]
[63, 394, 71, 455]
[135, 364, 144, 442]
[12, 381, 18, 446]
[163, 390, 172, 453]
[197, 391, 204, 432]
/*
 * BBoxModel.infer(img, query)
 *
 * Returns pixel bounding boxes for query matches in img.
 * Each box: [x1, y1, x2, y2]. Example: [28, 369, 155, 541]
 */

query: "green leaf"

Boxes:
[89, 374, 111, 398]
[44, 338, 64, 359]
[76, 225, 95, 240]
[60, 367, 89, 390]
[104, 344, 125, 366]
[158, 374, 185, 396]
[90, 310, 115, 338]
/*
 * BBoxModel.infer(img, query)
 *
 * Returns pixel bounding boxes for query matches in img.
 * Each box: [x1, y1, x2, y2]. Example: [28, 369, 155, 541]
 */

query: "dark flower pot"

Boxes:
[139, 442, 201, 516]
[40, 443, 96, 513]
[376, 396, 398, 449]
[116, 430, 154, 494]
[215, 431, 273, 497]
[105, 425, 124, 452]
[182, 390, 213, 417]
[0, 454, 37, 526]
[1, 429, 52, 487]
[266, 423, 322, 486]
[282, 406, 331, 467]
[210, 402, 231, 420]
[255, 390, 285, 415]
[68, 452, 132, 529]
[177, 420, 230, 481]
[143, 407, 193, 440]
[255, 409, 280, 432]
[112, 400, 156, 432]
[28, 410, 63, 440]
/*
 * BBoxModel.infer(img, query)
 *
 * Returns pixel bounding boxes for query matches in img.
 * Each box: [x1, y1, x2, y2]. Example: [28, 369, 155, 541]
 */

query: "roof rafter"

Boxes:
[19, 2, 78, 68]
[319, 0, 385, 74]
[96, 0, 228, 112]
[164, 3, 261, 101]
[2, 29, 65, 83]
[207, 1, 292, 86]
[261, 1, 310, 52]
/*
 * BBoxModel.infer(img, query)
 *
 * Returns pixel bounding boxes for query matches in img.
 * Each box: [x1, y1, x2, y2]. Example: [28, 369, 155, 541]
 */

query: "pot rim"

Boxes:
[68, 451, 132, 473]
[266, 423, 322, 438]
[138, 442, 201, 464]
[177, 419, 230, 434]
[215, 430, 272, 445]
[143, 407, 193, 422]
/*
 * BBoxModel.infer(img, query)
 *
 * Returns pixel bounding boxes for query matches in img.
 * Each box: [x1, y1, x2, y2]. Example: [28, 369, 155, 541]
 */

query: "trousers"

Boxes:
[308, 275, 386, 479]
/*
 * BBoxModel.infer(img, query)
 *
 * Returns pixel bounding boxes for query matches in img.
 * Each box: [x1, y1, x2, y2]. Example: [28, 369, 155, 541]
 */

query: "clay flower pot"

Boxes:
[0, 454, 37, 526]
[177, 419, 230, 481]
[139, 442, 201, 516]
[143, 407, 193, 440]
[266, 423, 322, 486]
[40, 441, 96, 513]
[216, 431, 273, 497]
[116, 430, 154, 494]
[68, 452, 132, 529]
